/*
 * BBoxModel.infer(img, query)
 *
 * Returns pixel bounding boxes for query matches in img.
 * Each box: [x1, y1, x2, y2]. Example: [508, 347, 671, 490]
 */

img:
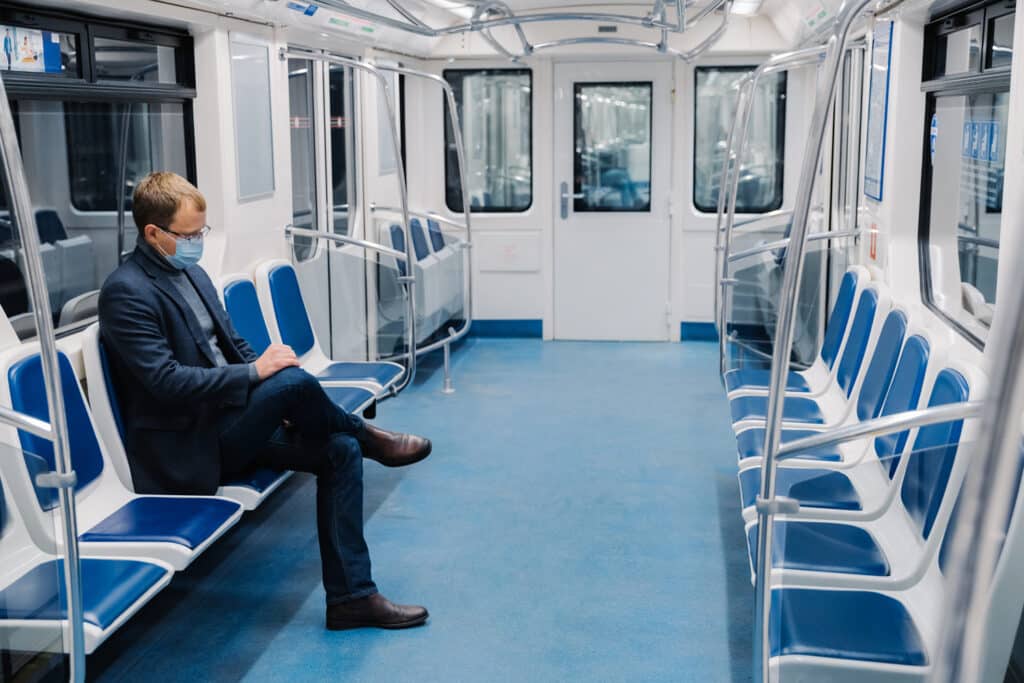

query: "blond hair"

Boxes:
[132, 172, 206, 234]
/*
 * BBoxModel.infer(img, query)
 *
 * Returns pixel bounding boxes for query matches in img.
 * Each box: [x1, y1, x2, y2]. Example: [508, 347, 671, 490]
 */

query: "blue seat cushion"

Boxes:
[736, 428, 841, 462]
[323, 386, 375, 414]
[748, 521, 888, 576]
[0, 558, 167, 629]
[317, 362, 403, 386]
[79, 497, 239, 549]
[738, 468, 860, 511]
[224, 468, 286, 493]
[724, 368, 811, 393]
[770, 588, 926, 666]
[730, 395, 826, 425]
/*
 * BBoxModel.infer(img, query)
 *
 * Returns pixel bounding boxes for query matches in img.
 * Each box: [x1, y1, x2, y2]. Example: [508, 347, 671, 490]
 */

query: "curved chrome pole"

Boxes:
[371, 61, 476, 356]
[0, 72, 85, 680]
[934, 209, 1024, 679]
[282, 48, 417, 392]
[751, 1, 874, 681]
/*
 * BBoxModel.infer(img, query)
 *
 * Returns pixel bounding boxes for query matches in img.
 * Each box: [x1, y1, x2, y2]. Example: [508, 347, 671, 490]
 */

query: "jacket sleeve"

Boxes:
[98, 280, 251, 407]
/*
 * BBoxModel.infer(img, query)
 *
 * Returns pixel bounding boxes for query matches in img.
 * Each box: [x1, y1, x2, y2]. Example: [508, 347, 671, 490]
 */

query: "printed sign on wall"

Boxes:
[0, 26, 62, 74]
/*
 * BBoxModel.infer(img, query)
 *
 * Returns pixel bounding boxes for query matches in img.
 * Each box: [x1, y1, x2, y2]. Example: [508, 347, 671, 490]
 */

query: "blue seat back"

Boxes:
[875, 335, 930, 476]
[409, 219, 430, 262]
[267, 264, 316, 357]
[389, 224, 408, 277]
[97, 340, 126, 441]
[820, 271, 858, 370]
[223, 279, 272, 355]
[855, 311, 907, 422]
[9, 353, 105, 511]
[834, 288, 878, 398]
[900, 369, 970, 541]
[427, 219, 446, 252]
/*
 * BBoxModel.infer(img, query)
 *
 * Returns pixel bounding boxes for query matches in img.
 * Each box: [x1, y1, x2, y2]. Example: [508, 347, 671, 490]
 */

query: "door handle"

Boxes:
[559, 181, 586, 219]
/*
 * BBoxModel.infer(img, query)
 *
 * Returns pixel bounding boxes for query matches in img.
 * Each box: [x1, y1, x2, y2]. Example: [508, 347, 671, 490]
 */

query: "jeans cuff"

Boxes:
[326, 585, 378, 606]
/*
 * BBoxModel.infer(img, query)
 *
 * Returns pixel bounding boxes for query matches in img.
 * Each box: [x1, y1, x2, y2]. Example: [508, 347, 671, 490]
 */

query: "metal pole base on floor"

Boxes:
[442, 326, 456, 395]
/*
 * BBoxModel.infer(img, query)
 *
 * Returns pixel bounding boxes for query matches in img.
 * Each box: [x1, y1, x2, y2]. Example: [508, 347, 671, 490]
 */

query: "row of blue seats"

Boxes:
[0, 260, 404, 655]
[723, 267, 1003, 680]
[387, 217, 465, 344]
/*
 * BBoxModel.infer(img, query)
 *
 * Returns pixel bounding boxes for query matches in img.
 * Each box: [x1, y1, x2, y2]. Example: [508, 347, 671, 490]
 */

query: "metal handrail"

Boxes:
[286, 225, 408, 262]
[751, 1, 875, 681]
[774, 402, 984, 461]
[957, 234, 1000, 250]
[282, 48, 417, 392]
[0, 404, 54, 440]
[371, 206, 468, 233]
[0, 72, 85, 679]
[370, 60, 476, 360]
[726, 228, 860, 263]
[731, 208, 793, 230]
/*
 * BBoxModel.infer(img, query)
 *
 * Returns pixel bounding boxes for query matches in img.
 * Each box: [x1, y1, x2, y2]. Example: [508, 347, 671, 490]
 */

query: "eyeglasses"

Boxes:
[154, 223, 212, 246]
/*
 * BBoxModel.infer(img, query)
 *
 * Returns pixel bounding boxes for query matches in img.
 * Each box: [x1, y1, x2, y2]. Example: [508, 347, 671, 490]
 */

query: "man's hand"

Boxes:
[254, 344, 300, 380]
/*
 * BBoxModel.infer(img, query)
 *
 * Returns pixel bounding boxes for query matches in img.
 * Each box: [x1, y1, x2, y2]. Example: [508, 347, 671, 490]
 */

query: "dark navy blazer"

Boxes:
[97, 248, 259, 495]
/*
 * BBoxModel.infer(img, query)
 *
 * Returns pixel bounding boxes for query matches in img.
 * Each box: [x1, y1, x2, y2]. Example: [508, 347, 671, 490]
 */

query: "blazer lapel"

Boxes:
[134, 251, 220, 367]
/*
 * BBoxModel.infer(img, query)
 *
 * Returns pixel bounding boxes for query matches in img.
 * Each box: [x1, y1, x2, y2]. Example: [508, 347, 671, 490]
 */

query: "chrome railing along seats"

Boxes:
[726, 229, 861, 264]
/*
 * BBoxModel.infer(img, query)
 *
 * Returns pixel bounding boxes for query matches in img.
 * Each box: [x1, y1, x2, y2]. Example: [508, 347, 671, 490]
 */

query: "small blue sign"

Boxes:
[930, 113, 938, 164]
[962, 122, 973, 158]
[977, 121, 991, 161]
[304, 4, 318, 15]
[286, 2, 307, 12]
[989, 122, 1000, 163]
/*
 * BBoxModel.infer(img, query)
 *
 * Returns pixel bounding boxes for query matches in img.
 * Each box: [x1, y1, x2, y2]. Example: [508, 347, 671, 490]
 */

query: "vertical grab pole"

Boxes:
[751, 2, 873, 681]
[0, 75, 85, 680]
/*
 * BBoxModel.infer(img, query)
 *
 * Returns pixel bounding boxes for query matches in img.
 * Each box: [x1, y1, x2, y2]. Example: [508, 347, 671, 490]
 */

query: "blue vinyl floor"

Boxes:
[89, 339, 751, 682]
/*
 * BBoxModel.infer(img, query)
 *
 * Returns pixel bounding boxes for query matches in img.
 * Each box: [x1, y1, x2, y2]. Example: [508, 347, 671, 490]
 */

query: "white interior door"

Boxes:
[553, 61, 673, 341]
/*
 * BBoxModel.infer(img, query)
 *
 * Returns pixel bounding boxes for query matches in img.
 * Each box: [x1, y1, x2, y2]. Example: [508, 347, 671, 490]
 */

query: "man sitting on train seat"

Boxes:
[98, 171, 430, 631]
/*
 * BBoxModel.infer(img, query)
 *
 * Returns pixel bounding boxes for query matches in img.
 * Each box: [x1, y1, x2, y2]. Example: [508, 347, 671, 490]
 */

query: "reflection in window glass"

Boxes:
[288, 58, 316, 260]
[693, 67, 786, 214]
[329, 64, 355, 235]
[940, 25, 983, 77]
[573, 82, 651, 212]
[94, 37, 178, 83]
[0, 99, 191, 338]
[926, 91, 1008, 334]
[989, 14, 1015, 69]
[444, 69, 532, 213]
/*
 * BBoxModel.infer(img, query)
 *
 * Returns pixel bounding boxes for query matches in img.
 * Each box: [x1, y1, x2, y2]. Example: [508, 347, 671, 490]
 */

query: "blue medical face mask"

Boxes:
[164, 238, 204, 270]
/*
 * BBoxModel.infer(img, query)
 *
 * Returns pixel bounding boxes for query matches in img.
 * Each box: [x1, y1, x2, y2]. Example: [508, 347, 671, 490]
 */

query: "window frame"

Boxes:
[692, 65, 787, 215]
[442, 67, 534, 214]
[917, 0, 1013, 350]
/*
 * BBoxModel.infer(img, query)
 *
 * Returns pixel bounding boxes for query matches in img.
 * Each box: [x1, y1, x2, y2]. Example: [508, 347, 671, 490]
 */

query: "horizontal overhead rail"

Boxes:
[311, 0, 729, 62]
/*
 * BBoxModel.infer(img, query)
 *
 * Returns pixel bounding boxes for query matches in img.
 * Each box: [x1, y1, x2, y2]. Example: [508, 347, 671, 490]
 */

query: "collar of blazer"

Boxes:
[131, 248, 239, 367]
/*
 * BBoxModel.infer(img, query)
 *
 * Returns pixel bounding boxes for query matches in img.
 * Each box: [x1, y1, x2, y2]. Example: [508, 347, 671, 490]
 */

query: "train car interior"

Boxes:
[0, 0, 1022, 681]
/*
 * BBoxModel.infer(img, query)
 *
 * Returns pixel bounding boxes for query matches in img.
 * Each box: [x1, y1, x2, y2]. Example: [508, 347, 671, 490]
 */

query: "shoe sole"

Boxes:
[366, 443, 432, 468]
[326, 613, 429, 631]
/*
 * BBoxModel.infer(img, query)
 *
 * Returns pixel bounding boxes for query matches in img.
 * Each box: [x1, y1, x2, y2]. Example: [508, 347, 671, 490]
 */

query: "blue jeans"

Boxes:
[218, 367, 378, 604]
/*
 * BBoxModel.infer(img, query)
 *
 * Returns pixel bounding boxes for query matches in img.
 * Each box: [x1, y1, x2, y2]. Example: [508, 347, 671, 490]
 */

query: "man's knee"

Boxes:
[261, 366, 322, 400]
[326, 433, 363, 475]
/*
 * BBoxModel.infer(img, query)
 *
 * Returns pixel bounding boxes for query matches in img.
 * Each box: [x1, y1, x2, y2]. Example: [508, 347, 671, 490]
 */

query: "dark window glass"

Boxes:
[573, 82, 652, 212]
[288, 58, 316, 260]
[0, 25, 77, 77]
[93, 36, 178, 84]
[694, 66, 786, 214]
[329, 63, 355, 235]
[443, 68, 532, 213]
[988, 13, 1014, 69]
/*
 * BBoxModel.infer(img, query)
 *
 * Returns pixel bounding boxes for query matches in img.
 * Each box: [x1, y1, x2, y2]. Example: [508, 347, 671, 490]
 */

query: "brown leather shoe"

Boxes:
[326, 593, 428, 630]
[361, 424, 431, 467]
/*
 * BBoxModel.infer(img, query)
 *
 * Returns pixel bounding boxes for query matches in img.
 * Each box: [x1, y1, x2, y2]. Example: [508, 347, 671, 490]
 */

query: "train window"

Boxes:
[443, 68, 532, 213]
[573, 82, 652, 212]
[0, 25, 78, 78]
[988, 13, 1014, 69]
[288, 58, 317, 260]
[693, 66, 786, 214]
[920, 0, 1013, 346]
[0, 5, 195, 339]
[93, 37, 177, 84]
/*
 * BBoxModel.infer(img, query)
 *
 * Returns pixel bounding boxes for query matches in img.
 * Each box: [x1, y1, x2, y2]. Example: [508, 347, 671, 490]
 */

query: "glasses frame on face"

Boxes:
[153, 223, 212, 246]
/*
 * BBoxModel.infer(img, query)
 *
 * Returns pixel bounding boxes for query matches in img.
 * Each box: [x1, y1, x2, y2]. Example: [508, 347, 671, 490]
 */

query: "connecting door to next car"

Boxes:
[553, 61, 673, 341]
